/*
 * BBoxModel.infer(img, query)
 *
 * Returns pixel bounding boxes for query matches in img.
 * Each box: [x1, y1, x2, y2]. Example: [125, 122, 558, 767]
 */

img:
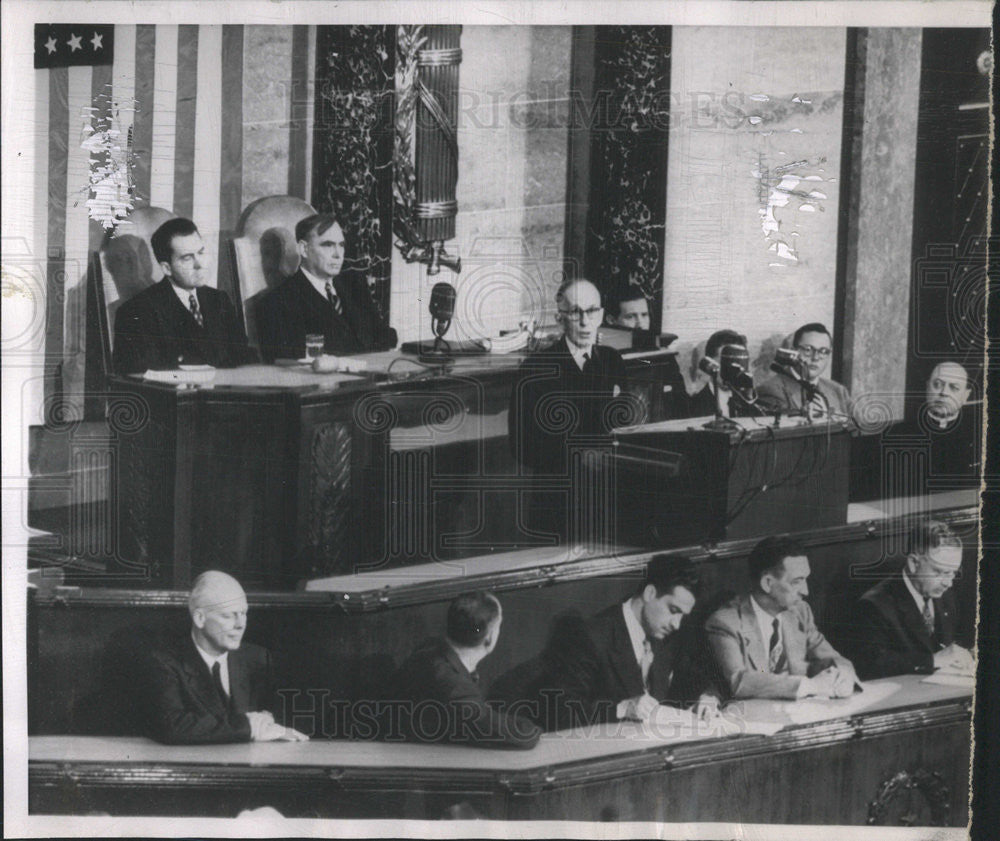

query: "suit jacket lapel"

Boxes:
[228, 649, 250, 713]
[608, 609, 644, 698]
[738, 594, 767, 671]
[891, 578, 935, 652]
[182, 638, 227, 714]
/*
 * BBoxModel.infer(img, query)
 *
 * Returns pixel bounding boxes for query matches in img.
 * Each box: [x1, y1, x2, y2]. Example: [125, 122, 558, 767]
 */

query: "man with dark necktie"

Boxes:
[508, 278, 631, 541]
[535, 555, 721, 729]
[138, 570, 308, 744]
[112, 218, 253, 373]
[706, 535, 858, 700]
[256, 213, 396, 362]
[390, 590, 541, 748]
[851, 521, 974, 680]
[757, 322, 852, 419]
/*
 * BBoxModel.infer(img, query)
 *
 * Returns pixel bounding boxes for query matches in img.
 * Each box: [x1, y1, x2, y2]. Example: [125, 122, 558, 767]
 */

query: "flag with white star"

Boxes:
[34, 24, 114, 69]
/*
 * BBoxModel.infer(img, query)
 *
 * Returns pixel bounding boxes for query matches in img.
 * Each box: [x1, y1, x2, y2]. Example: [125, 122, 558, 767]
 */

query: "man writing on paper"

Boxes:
[256, 213, 396, 362]
[851, 521, 974, 680]
[139, 571, 308, 744]
[706, 536, 859, 700]
[538, 555, 721, 729]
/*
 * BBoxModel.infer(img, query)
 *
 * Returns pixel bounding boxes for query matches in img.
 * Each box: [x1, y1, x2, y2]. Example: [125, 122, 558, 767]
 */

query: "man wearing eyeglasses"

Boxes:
[508, 279, 629, 541]
[850, 521, 974, 680]
[757, 322, 852, 418]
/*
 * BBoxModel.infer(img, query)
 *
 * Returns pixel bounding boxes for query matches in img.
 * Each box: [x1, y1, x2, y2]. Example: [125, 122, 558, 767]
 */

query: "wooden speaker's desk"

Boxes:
[29, 676, 972, 824]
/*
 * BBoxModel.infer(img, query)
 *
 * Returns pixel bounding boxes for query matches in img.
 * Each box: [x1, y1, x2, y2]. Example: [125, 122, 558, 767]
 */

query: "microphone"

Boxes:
[699, 356, 720, 377]
[771, 346, 820, 402]
[720, 344, 755, 394]
[429, 282, 456, 353]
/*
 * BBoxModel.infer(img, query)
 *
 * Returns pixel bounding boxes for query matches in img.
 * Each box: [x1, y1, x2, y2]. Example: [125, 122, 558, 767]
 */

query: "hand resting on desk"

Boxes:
[247, 711, 309, 742]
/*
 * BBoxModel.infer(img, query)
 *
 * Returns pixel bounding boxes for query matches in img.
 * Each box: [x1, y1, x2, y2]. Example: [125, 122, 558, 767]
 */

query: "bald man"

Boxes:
[508, 279, 629, 539]
[140, 571, 308, 744]
[925, 362, 973, 427]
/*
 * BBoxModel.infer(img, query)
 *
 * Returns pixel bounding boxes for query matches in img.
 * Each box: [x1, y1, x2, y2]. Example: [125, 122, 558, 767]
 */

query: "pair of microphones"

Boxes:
[699, 344, 756, 399]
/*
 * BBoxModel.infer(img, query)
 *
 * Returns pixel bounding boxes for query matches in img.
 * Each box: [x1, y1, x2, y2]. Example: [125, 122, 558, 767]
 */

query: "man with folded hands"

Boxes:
[139, 570, 308, 744]
[706, 535, 859, 700]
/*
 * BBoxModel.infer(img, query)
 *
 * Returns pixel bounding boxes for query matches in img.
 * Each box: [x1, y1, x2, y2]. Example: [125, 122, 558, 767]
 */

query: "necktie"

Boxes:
[808, 390, 826, 418]
[582, 351, 597, 374]
[188, 292, 204, 328]
[325, 281, 343, 316]
[211, 661, 229, 707]
[922, 597, 935, 637]
[640, 638, 654, 690]
[470, 670, 481, 685]
[768, 617, 785, 673]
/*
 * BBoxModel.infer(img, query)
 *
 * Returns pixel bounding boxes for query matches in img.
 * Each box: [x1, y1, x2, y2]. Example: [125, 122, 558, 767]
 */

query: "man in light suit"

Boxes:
[256, 213, 396, 362]
[851, 521, 974, 680]
[536, 555, 721, 729]
[706, 535, 858, 701]
[139, 571, 308, 744]
[391, 590, 541, 749]
[112, 218, 253, 373]
[757, 322, 852, 418]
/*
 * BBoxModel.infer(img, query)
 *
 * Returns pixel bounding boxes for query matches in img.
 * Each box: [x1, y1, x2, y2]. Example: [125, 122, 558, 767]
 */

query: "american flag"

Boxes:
[35, 23, 316, 411]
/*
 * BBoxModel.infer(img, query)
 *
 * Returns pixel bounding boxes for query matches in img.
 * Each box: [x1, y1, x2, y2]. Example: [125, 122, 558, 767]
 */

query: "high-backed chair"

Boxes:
[99, 206, 177, 343]
[231, 196, 316, 351]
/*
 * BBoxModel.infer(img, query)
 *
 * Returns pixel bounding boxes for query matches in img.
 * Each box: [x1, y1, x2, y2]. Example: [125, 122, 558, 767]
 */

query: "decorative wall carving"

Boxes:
[313, 26, 395, 321]
[308, 422, 353, 574]
[868, 769, 951, 826]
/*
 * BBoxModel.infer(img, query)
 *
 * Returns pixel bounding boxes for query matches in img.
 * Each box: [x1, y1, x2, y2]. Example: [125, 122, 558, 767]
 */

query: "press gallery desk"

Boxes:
[29, 676, 972, 824]
[102, 348, 680, 588]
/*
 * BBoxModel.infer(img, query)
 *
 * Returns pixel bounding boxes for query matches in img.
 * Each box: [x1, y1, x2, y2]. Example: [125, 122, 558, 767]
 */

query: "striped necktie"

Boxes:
[211, 661, 229, 707]
[640, 638, 654, 690]
[768, 618, 785, 673]
[188, 292, 204, 328]
[325, 281, 344, 316]
[922, 597, 935, 637]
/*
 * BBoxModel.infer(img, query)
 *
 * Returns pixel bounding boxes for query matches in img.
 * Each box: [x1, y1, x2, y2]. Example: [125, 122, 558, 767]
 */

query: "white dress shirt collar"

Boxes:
[170, 281, 199, 310]
[566, 339, 593, 371]
[622, 598, 648, 669]
[191, 632, 230, 694]
[750, 593, 781, 647]
[902, 569, 933, 620]
[301, 265, 334, 300]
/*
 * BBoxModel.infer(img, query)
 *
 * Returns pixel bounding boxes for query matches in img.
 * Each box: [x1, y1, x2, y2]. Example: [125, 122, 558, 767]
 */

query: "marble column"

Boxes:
[840, 28, 922, 421]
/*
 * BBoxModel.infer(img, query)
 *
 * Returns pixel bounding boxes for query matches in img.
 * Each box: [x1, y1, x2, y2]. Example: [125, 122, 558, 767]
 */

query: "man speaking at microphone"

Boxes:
[508, 278, 629, 542]
[257, 213, 396, 362]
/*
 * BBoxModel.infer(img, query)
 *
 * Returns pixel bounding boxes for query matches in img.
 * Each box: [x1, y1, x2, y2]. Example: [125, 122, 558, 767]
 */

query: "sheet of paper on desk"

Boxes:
[784, 680, 899, 725]
[922, 672, 976, 688]
[644, 705, 782, 739]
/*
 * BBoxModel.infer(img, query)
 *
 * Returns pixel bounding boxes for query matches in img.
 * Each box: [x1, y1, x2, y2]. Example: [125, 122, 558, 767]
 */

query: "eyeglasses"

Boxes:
[796, 344, 832, 358]
[559, 306, 603, 322]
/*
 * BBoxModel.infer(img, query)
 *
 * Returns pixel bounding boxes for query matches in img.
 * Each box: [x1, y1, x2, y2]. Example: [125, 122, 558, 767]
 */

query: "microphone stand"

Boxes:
[703, 372, 742, 431]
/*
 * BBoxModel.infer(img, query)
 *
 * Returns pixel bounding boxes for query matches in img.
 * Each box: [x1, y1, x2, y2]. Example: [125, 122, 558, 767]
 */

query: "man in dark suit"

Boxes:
[851, 521, 974, 680]
[706, 535, 858, 700]
[391, 591, 541, 749]
[685, 328, 753, 419]
[256, 213, 396, 362]
[139, 570, 308, 745]
[112, 218, 253, 374]
[509, 279, 633, 541]
[536, 555, 721, 730]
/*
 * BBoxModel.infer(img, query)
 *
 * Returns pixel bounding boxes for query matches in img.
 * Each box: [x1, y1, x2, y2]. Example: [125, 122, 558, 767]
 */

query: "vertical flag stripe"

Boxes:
[287, 24, 311, 199]
[149, 24, 178, 210]
[193, 26, 223, 288]
[88, 62, 115, 253]
[132, 25, 155, 207]
[219, 25, 244, 231]
[64, 66, 94, 380]
[173, 25, 199, 218]
[46, 68, 70, 384]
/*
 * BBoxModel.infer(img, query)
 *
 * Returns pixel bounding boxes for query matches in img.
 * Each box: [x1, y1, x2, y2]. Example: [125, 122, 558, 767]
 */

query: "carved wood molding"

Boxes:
[867, 768, 952, 826]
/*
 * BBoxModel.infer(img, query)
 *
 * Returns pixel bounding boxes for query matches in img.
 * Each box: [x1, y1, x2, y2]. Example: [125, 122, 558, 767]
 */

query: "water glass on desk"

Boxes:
[305, 334, 324, 360]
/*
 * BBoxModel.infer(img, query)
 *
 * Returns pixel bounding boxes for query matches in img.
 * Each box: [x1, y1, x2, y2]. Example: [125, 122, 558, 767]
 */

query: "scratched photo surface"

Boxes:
[2, 1, 993, 839]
